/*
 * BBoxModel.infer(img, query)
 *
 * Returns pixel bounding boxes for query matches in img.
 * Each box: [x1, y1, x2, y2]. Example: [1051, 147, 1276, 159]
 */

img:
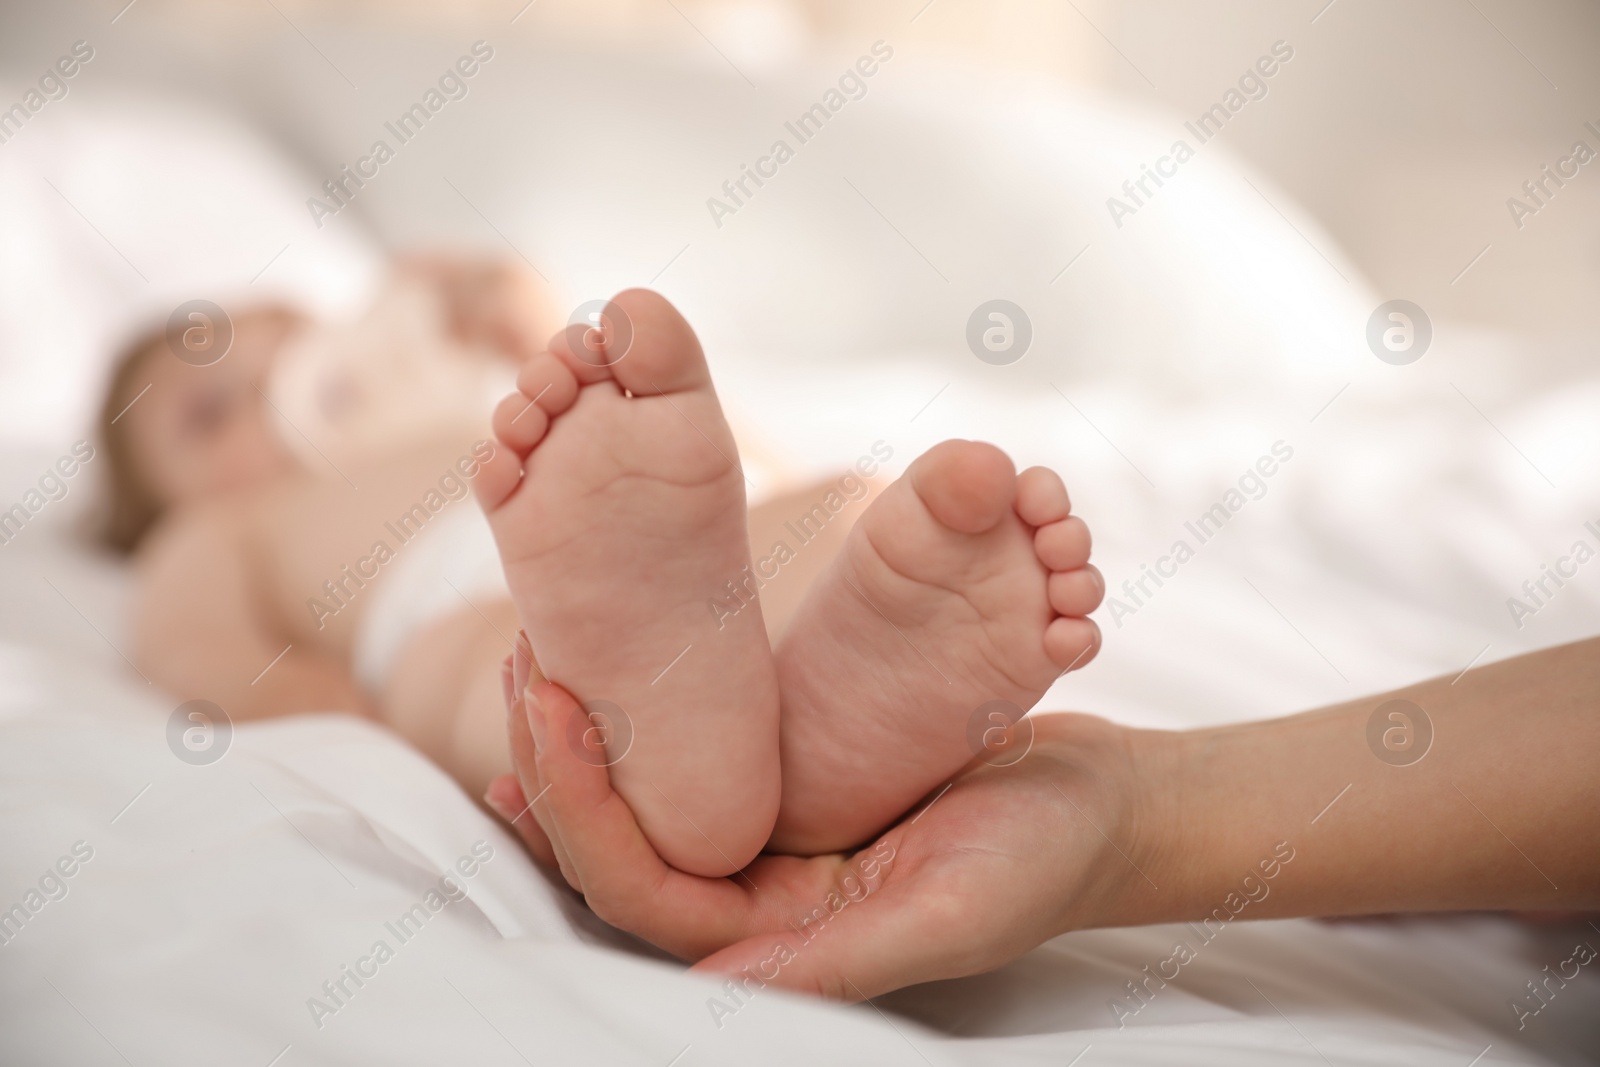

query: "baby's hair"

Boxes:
[90, 304, 304, 554]
[92, 324, 167, 554]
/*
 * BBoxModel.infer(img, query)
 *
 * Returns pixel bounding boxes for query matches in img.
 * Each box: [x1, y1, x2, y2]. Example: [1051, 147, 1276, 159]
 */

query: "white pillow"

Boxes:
[0, 89, 382, 448]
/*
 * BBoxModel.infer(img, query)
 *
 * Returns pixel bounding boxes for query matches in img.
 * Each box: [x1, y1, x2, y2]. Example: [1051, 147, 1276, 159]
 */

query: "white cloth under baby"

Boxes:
[351, 502, 511, 697]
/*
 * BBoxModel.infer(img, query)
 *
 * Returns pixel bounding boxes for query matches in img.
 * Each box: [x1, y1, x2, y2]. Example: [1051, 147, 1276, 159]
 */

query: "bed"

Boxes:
[1, 63, 1595, 1066]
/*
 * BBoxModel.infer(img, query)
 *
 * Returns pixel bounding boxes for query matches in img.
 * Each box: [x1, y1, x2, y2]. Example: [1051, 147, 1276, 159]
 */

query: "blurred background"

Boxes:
[1, 0, 1596, 726]
[5, 0, 1597, 332]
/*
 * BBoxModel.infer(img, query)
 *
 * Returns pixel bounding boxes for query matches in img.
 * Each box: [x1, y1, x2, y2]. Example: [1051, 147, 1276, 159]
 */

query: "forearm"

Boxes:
[1101, 637, 1600, 928]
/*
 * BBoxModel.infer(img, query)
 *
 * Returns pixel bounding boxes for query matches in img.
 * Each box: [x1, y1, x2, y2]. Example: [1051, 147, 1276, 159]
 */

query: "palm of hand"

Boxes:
[500, 682, 1132, 1002]
[693, 729, 1123, 1000]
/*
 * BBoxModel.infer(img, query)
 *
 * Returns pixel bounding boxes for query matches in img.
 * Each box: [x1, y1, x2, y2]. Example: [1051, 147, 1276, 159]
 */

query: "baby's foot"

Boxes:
[474, 290, 779, 876]
[769, 440, 1101, 853]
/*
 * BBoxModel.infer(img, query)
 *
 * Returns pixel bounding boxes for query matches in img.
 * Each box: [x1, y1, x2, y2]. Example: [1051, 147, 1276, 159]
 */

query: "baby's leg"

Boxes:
[742, 477, 879, 643]
[770, 441, 1103, 854]
[376, 482, 865, 803]
[380, 598, 524, 802]
[473, 291, 780, 877]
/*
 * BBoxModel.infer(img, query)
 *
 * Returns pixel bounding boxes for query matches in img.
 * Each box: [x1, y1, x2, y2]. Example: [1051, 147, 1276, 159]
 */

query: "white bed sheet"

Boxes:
[1, 643, 1596, 1066]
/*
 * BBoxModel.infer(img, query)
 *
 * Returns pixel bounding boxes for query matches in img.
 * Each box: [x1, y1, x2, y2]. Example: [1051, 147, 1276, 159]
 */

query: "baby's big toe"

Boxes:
[909, 439, 1017, 535]
[603, 288, 715, 397]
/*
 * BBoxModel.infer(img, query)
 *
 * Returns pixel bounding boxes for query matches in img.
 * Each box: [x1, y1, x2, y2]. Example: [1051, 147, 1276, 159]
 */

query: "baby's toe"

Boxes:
[1048, 565, 1104, 617]
[493, 390, 550, 455]
[472, 435, 524, 511]
[908, 440, 1017, 535]
[515, 352, 581, 416]
[548, 320, 625, 386]
[1044, 615, 1101, 671]
[1035, 516, 1091, 571]
[604, 288, 714, 396]
[1014, 467, 1071, 527]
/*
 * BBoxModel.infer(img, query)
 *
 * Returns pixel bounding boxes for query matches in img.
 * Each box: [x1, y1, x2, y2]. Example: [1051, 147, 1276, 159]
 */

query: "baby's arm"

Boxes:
[133, 503, 373, 723]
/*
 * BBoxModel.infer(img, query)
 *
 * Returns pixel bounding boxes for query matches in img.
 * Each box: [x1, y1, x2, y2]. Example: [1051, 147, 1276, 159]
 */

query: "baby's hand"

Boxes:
[398, 253, 559, 362]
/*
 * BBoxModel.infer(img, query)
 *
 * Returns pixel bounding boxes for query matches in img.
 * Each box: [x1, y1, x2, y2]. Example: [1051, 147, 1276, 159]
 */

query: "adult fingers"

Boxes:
[508, 688, 577, 881]
[507, 633, 551, 844]
[691, 877, 958, 1003]
[525, 680, 750, 958]
[512, 630, 537, 694]
[483, 771, 558, 869]
[487, 637, 565, 874]
[486, 647, 560, 870]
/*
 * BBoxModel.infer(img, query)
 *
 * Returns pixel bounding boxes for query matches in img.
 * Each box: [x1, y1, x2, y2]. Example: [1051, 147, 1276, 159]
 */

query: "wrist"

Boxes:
[1026, 713, 1172, 934]
[1091, 707, 1406, 930]
[1035, 714, 1289, 933]
[1103, 718, 1316, 929]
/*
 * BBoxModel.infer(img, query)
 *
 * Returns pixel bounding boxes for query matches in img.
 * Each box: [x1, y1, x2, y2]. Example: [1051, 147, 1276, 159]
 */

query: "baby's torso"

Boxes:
[241, 434, 498, 657]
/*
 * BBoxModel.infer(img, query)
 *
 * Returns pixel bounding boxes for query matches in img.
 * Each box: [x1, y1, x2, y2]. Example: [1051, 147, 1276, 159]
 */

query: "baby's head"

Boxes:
[96, 305, 305, 552]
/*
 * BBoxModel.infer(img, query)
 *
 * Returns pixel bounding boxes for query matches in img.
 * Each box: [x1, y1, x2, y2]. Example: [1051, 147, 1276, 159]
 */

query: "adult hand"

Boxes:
[484, 664, 1151, 1001]
[484, 632, 559, 868]
[487, 632, 1600, 1002]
